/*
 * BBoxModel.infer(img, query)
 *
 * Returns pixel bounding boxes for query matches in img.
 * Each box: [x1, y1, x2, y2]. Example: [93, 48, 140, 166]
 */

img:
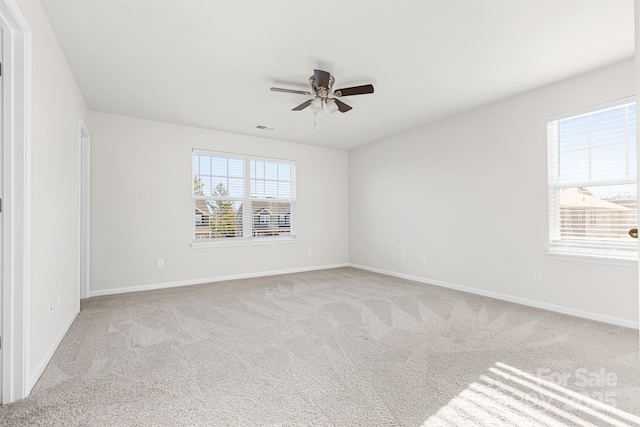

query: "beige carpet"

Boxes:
[1, 267, 639, 426]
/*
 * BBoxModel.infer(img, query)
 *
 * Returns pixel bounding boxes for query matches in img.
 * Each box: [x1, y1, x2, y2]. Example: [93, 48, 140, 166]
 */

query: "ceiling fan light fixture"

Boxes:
[310, 96, 323, 114]
[325, 98, 339, 113]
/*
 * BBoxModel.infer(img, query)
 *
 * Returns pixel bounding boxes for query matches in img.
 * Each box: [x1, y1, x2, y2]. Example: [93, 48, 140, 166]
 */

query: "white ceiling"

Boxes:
[41, 0, 635, 150]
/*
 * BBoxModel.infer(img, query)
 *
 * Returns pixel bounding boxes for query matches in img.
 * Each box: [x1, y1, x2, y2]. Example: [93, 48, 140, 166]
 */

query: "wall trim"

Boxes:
[636, 0, 640, 353]
[349, 263, 639, 330]
[29, 308, 78, 391]
[89, 263, 349, 298]
[78, 118, 91, 301]
[0, 0, 31, 404]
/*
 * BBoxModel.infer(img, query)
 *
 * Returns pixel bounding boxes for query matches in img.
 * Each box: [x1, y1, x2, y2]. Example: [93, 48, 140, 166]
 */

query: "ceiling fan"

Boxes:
[270, 69, 374, 114]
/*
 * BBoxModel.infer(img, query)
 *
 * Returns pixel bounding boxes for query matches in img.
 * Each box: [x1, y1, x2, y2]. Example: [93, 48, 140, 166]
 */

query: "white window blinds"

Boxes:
[547, 97, 637, 259]
[193, 150, 296, 242]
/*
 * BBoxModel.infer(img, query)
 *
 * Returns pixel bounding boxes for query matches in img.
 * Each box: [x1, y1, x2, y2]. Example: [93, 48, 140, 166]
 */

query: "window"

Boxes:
[547, 97, 637, 261]
[192, 150, 296, 243]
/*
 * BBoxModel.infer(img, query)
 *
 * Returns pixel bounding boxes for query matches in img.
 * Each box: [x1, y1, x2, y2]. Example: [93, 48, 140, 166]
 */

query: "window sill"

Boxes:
[545, 251, 638, 267]
[191, 236, 298, 248]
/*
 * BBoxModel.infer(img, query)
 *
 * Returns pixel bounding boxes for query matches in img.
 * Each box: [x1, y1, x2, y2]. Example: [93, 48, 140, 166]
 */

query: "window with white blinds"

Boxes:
[193, 149, 296, 243]
[547, 97, 637, 260]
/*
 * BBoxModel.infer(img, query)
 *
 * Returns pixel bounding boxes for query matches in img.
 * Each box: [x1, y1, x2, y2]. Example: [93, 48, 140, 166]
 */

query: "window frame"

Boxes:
[192, 149, 297, 247]
[546, 96, 637, 265]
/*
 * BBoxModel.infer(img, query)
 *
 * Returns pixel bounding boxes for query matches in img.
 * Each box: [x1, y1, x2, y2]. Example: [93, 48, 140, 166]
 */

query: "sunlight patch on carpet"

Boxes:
[423, 362, 640, 427]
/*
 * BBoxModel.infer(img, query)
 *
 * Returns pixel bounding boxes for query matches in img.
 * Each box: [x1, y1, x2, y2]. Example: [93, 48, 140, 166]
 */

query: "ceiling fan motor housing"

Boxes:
[310, 74, 335, 100]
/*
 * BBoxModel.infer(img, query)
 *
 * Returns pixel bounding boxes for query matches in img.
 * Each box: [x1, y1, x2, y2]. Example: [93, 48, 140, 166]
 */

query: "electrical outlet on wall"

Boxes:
[532, 268, 542, 281]
[420, 255, 426, 264]
[400, 252, 406, 261]
[307, 248, 313, 256]
[157, 259, 165, 268]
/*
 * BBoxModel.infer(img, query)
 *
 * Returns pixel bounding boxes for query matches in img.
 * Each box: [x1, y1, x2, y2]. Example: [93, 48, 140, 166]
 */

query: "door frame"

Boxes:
[0, 0, 30, 404]
[634, 0, 640, 356]
[79, 119, 90, 301]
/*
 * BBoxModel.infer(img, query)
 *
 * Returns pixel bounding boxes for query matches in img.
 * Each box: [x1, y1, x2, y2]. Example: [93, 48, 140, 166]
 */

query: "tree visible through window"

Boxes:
[193, 150, 296, 242]
[547, 98, 637, 259]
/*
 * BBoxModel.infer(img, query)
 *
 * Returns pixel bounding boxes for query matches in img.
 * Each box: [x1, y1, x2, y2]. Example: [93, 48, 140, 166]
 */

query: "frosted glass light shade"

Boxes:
[325, 98, 339, 113]
[310, 97, 323, 114]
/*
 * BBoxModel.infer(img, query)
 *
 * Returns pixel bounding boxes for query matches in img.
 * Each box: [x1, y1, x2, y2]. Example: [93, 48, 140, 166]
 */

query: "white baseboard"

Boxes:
[89, 263, 350, 298]
[349, 263, 639, 330]
[29, 307, 79, 392]
[89, 262, 638, 329]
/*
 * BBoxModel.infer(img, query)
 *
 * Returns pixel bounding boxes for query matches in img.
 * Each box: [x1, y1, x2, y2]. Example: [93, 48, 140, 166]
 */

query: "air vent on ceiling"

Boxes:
[255, 125, 277, 131]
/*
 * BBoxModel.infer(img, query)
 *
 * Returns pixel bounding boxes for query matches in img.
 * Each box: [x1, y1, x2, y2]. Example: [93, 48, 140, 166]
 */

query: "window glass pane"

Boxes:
[265, 180, 278, 198]
[194, 200, 243, 239]
[251, 179, 265, 199]
[193, 175, 205, 196]
[228, 178, 244, 197]
[278, 164, 291, 181]
[558, 186, 637, 243]
[590, 109, 626, 143]
[211, 178, 228, 196]
[558, 103, 635, 184]
[591, 125, 626, 146]
[559, 116, 589, 151]
[212, 157, 227, 176]
[200, 176, 212, 197]
[265, 162, 278, 180]
[254, 161, 264, 180]
[590, 144, 627, 181]
[278, 182, 291, 199]
[251, 201, 292, 237]
[559, 149, 589, 183]
[193, 154, 200, 175]
[229, 158, 243, 178]
[194, 199, 212, 238]
[199, 156, 211, 175]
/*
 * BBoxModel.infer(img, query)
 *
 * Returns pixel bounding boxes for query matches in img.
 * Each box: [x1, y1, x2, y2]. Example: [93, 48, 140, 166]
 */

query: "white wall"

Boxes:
[88, 112, 349, 294]
[16, 0, 89, 385]
[349, 59, 638, 325]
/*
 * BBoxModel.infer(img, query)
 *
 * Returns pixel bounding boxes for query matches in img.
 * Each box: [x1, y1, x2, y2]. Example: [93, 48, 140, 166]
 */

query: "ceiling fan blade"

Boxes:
[314, 69, 331, 88]
[333, 98, 352, 113]
[292, 99, 313, 111]
[271, 87, 311, 95]
[334, 84, 374, 97]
